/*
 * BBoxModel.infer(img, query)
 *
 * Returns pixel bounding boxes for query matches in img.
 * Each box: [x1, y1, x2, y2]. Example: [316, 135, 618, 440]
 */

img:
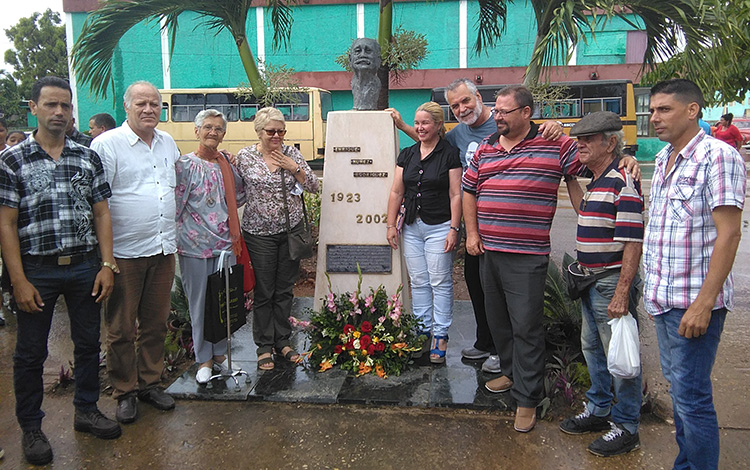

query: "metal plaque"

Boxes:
[326, 244, 392, 273]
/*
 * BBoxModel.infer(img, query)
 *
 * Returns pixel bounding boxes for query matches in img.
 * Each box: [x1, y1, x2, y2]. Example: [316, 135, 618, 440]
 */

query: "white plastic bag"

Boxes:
[607, 313, 641, 379]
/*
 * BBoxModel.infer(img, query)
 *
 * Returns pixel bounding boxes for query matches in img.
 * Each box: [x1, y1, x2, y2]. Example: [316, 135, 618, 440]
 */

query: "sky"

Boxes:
[1, 1, 64, 71]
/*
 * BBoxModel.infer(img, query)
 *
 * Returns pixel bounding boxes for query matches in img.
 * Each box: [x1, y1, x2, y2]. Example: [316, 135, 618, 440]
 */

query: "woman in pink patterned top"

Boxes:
[175, 109, 246, 384]
[236, 107, 319, 371]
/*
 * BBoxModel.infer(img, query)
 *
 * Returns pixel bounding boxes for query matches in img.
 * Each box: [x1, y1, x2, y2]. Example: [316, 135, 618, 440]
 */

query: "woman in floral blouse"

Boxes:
[175, 109, 246, 384]
[236, 107, 319, 371]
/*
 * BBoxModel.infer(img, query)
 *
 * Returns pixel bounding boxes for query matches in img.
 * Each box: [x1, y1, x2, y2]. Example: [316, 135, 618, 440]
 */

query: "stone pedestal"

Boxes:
[313, 111, 410, 309]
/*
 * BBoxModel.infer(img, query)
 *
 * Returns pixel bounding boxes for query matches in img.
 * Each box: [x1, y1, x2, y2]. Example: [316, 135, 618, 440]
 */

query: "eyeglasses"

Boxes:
[200, 125, 225, 133]
[491, 106, 524, 118]
[262, 129, 287, 136]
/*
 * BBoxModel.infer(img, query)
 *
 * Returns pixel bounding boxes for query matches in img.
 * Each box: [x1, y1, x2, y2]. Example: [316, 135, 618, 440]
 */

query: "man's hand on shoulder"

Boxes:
[618, 155, 641, 181]
[539, 120, 564, 141]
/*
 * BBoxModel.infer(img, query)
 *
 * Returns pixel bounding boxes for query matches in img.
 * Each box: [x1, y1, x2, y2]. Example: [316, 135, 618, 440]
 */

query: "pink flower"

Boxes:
[207, 212, 219, 225]
[201, 248, 213, 258]
[326, 293, 336, 312]
[191, 212, 203, 225]
[378, 316, 386, 324]
[348, 292, 358, 305]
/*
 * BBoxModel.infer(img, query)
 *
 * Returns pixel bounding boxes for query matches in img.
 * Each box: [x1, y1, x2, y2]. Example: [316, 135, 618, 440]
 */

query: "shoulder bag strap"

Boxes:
[279, 168, 310, 233]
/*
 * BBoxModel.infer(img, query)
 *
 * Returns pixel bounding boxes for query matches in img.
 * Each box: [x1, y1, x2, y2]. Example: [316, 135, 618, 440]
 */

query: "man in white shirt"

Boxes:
[91, 81, 180, 424]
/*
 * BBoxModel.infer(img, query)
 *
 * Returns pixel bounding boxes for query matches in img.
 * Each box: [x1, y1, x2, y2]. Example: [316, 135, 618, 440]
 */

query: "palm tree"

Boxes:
[506, 0, 729, 87]
[70, 0, 295, 99]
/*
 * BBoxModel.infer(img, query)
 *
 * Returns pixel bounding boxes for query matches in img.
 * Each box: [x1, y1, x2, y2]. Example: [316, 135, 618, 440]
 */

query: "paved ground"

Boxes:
[0, 172, 749, 469]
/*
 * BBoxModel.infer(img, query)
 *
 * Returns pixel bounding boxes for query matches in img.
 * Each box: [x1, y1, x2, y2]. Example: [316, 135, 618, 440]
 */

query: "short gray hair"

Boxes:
[123, 81, 161, 108]
[602, 130, 625, 158]
[444, 78, 478, 103]
[253, 107, 285, 134]
[194, 109, 227, 129]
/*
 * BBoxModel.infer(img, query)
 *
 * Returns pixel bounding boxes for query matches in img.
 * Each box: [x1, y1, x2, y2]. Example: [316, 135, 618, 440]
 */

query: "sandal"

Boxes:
[257, 352, 274, 371]
[279, 346, 300, 363]
[430, 335, 448, 364]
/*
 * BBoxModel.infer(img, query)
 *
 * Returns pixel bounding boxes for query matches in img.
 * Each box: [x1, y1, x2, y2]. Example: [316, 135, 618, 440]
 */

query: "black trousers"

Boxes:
[479, 250, 548, 408]
[464, 251, 496, 354]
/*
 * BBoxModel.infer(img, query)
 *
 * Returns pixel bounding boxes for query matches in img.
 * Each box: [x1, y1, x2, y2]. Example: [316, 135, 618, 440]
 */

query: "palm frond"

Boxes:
[267, 0, 296, 52]
[473, 0, 508, 55]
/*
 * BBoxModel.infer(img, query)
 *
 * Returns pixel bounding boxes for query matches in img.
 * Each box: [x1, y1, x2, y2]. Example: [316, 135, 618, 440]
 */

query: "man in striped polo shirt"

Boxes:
[559, 111, 644, 457]
[462, 85, 590, 433]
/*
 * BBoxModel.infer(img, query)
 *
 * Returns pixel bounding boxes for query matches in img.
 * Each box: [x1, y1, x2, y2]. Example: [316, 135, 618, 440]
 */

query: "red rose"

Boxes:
[346, 339, 355, 350]
[334, 345, 343, 354]
[360, 335, 372, 350]
[374, 342, 385, 352]
[367, 344, 376, 355]
[343, 324, 355, 335]
[360, 321, 372, 333]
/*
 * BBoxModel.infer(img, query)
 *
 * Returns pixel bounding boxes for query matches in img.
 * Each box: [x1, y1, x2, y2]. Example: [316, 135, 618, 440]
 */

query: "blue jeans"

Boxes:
[402, 219, 453, 337]
[580, 273, 642, 434]
[14, 255, 102, 431]
[654, 308, 726, 470]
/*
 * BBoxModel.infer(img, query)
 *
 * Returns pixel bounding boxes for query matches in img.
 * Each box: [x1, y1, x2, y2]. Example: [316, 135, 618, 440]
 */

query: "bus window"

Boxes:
[275, 93, 310, 121]
[172, 93, 204, 122]
[583, 97, 622, 116]
[160, 102, 169, 122]
[604, 98, 621, 115]
[540, 99, 580, 118]
[206, 93, 239, 122]
[320, 91, 332, 121]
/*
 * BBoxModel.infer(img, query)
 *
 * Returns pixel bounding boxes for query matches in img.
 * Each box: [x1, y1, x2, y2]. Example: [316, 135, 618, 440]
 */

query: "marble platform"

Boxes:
[167, 298, 515, 412]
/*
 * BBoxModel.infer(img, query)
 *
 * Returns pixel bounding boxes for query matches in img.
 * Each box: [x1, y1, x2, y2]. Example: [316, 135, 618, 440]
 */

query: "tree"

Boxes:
[642, 1, 750, 106]
[4, 9, 68, 99]
[0, 71, 24, 127]
[71, 0, 296, 100]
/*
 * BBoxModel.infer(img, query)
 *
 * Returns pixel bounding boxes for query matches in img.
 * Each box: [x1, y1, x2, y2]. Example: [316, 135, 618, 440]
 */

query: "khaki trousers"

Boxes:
[105, 254, 175, 399]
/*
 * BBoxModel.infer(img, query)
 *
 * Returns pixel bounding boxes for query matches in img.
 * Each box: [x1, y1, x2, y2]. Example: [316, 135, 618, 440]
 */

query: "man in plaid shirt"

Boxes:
[0, 77, 121, 465]
[644, 79, 745, 470]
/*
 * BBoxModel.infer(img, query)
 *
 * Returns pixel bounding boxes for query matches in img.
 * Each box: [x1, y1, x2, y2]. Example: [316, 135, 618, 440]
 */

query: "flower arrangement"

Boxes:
[293, 273, 425, 378]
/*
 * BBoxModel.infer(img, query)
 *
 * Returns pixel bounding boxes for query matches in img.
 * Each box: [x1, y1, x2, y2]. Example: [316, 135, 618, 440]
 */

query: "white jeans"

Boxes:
[402, 219, 454, 337]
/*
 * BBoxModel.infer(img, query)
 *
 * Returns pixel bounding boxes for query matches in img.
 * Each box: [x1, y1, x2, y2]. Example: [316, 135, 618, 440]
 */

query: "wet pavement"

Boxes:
[0, 175, 749, 469]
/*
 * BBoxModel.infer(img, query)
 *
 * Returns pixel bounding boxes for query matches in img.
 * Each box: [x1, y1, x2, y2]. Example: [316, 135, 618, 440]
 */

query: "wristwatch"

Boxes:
[101, 261, 120, 274]
[295, 166, 301, 174]
[450, 226, 460, 232]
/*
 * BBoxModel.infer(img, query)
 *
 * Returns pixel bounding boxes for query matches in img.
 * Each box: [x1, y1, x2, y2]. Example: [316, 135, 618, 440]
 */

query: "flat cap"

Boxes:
[570, 111, 622, 137]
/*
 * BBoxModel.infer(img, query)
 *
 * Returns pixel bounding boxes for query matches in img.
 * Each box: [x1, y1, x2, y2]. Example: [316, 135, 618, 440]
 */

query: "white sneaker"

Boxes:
[196, 366, 213, 384]
[482, 355, 502, 374]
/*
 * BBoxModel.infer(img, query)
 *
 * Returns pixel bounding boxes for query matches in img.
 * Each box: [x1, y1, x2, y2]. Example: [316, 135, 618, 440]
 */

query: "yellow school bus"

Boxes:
[432, 80, 638, 153]
[157, 87, 333, 160]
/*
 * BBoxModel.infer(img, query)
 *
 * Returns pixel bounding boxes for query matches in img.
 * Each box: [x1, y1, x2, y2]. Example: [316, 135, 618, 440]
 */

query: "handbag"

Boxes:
[607, 313, 641, 379]
[395, 203, 406, 233]
[280, 169, 314, 260]
[204, 251, 247, 343]
[564, 261, 618, 300]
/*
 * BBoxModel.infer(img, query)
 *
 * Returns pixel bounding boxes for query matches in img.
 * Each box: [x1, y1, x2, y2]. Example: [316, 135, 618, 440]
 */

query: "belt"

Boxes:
[23, 250, 99, 266]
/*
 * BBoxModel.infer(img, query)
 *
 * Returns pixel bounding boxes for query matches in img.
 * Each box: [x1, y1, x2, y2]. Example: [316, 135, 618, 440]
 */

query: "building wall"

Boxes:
[66, 1, 648, 149]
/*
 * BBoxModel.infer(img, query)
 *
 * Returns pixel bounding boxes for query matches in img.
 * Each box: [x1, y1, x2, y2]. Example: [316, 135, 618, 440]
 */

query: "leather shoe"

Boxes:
[116, 395, 137, 424]
[485, 375, 513, 393]
[514, 406, 537, 433]
[138, 388, 175, 411]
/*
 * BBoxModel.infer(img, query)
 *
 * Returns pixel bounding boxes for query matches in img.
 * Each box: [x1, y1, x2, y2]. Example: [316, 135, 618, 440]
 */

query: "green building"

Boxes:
[63, 0, 655, 153]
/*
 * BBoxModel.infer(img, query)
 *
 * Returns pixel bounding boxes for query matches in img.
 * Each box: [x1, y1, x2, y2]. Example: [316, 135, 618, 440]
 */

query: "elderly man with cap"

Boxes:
[559, 111, 645, 457]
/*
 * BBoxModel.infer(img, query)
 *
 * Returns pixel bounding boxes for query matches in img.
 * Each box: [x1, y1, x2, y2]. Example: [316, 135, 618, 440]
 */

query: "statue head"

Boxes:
[349, 38, 381, 74]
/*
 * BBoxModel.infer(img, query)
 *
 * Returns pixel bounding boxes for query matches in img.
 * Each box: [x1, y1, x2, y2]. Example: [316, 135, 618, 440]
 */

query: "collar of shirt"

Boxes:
[655, 129, 706, 181]
[121, 120, 165, 148]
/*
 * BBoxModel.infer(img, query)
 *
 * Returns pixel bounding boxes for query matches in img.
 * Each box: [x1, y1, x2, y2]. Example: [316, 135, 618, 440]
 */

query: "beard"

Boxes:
[496, 121, 510, 136]
[456, 98, 483, 126]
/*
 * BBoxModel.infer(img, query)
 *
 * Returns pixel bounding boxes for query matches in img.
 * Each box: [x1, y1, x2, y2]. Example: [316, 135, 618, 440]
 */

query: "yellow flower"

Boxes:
[391, 342, 407, 350]
[349, 350, 355, 356]
[372, 336, 380, 343]
[361, 350, 368, 356]
[353, 331, 361, 338]
[318, 360, 333, 372]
